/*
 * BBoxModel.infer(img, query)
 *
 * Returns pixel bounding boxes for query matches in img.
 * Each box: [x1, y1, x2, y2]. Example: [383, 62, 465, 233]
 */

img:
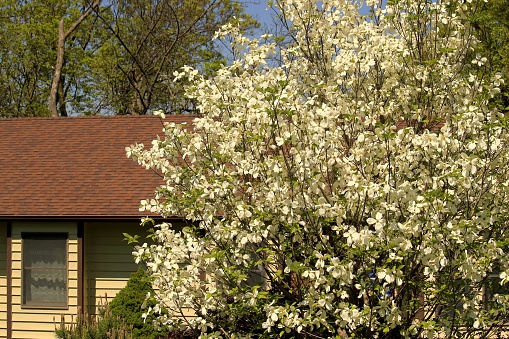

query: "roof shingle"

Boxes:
[0, 115, 194, 219]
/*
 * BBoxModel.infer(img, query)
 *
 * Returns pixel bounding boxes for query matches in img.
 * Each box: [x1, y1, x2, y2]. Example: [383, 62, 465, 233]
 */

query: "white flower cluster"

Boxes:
[127, 0, 509, 337]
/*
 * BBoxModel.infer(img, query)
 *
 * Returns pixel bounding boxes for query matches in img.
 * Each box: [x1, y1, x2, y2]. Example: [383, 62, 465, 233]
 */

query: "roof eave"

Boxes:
[0, 215, 183, 222]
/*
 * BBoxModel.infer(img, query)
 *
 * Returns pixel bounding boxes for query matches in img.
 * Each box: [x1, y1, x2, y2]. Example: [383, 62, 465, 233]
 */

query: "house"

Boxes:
[0, 115, 194, 339]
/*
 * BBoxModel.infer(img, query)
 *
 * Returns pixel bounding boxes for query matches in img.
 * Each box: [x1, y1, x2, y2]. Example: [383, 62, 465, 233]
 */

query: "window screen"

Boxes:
[22, 233, 67, 308]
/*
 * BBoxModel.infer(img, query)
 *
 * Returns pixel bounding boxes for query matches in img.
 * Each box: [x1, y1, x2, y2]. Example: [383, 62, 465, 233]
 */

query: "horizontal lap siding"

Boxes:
[85, 221, 142, 315]
[11, 222, 78, 339]
[0, 222, 6, 339]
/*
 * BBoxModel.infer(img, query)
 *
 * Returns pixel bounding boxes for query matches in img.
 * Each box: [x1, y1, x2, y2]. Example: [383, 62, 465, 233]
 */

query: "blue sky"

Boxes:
[242, 0, 274, 30]
[241, 0, 380, 28]
[241, 0, 376, 35]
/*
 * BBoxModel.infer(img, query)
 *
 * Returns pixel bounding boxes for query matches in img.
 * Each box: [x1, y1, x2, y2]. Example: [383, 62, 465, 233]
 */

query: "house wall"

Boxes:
[0, 220, 188, 338]
[84, 221, 142, 315]
[84, 220, 189, 316]
[10, 221, 78, 339]
[0, 221, 7, 339]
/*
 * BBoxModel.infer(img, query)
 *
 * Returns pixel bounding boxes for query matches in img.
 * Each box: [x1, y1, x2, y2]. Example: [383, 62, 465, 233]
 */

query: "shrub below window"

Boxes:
[56, 267, 176, 339]
[108, 266, 169, 339]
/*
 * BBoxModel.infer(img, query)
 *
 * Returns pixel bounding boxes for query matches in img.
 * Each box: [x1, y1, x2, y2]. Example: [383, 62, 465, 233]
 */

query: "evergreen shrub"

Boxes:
[108, 266, 169, 339]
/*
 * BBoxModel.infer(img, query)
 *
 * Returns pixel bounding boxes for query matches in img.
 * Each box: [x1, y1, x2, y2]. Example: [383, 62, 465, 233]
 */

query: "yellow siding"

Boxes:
[84, 221, 190, 315]
[84, 221, 142, 315]
[0, 222, 6, 339]
[0, 219, 189, 338]
[11, 221, 78, 339]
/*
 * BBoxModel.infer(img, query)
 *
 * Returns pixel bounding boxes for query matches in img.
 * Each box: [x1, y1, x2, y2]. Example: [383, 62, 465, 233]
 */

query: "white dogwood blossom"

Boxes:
[127, 0, 509, 337]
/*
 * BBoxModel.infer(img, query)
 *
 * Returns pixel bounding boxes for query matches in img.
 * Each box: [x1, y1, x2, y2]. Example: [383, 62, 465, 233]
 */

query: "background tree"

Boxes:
[467, 0, 509, 111]
[0, 0, 112, 117]
[48, 0, 101, 117]
[92, 0, 257, 115]
[0, 0, 60, 117]
[128, 0, 509, 338]
[0, 0, 255, 117]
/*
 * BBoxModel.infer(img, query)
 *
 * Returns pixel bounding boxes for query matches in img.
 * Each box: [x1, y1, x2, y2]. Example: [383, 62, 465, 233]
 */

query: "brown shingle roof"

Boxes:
[0, 115, 195, 219]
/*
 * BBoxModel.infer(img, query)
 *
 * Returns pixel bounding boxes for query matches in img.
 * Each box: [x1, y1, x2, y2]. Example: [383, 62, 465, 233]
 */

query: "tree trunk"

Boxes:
[130, 77, 145, 115]
[48, 0, 101, 117]
[49, 19, 65, 117]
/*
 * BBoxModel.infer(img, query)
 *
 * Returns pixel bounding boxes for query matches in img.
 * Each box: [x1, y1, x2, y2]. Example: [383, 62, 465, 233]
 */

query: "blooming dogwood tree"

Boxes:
[127, 0, 509, 337]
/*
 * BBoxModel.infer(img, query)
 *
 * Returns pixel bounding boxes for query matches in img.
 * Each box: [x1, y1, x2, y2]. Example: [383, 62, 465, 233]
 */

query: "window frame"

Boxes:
[483, 272, 509, 310]
[21, 232, 69, 309]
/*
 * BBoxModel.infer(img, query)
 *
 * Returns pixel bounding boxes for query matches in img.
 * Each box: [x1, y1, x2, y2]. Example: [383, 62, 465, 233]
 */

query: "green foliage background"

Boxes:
[0, 0, 257, 117]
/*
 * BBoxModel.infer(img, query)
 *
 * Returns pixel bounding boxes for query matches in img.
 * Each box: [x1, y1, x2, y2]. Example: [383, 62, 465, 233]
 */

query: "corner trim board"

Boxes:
[78, 221, 84, 312]
[7, 221, 12, 339]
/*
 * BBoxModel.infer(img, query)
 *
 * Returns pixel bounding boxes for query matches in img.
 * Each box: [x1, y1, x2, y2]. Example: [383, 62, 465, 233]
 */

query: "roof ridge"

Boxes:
[0, 115, 178, 121]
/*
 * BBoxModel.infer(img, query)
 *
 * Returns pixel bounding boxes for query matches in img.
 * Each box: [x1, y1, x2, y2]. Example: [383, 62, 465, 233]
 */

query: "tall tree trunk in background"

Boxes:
[49, 19, 66, 117]
[131, 77, 145, 115]
[49, 0, 101, 117]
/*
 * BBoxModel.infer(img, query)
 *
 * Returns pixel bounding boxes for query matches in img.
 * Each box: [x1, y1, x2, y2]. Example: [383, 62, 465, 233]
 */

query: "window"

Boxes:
[484, 273, 509, 310]
[22, 233, 68, 308]
[242, 251, 269, 289]
[245, 263, 268, 288]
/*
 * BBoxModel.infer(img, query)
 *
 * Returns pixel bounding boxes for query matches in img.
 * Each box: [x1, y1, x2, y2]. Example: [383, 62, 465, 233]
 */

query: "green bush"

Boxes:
[108, 266, 168, 339]
[56, 267, 172, 339]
